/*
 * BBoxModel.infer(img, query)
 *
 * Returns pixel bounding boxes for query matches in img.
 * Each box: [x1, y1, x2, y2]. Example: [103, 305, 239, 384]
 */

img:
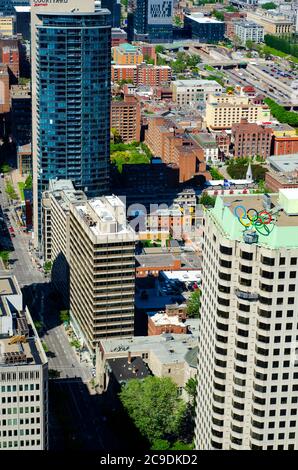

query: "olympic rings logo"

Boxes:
[234, 205, 275, 236]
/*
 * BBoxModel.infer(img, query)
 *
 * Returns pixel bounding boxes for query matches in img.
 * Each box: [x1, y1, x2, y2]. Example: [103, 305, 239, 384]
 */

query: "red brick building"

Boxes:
[224, 11, 247, 39]
[0, 64, 10, 113]
[1, 45, 19, 82]
[111, 94, 141, 143]
[111, 28, 127, 47]
[148, 312, 188, 336]
[112, 63, 172, 87]
[232, 120, 273, 159]
[145, 115, 209, 183]
[273, 136, 298, 155]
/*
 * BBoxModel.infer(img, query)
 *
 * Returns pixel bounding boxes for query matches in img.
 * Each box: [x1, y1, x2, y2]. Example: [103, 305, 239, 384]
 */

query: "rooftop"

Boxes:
[149, 312, 186, 328]
[107, 356, 150, 383]
[0, 276, 47, 367]
[186, 14, 223, 24]
[117, 42, 140, 53]
[173, 79, 221, 88]
[100, 333, 198, 365]
[210, 189, 298, 248]
[268, 154, 298, 174]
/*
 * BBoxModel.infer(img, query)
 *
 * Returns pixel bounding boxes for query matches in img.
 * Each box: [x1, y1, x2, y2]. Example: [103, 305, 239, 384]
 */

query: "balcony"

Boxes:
[235, 289, 258, 301]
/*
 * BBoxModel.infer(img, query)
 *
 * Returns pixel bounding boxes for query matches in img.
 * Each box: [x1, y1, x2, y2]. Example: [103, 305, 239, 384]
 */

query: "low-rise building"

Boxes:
[1, 44, 19, 82]
[0, 275, 48, 450]
[232, 119, 273, 159]
[184, 13, 225, 42]
[17, 142, 31, 176]
[246, 9, 294, 35]
[148, 311, 188, 335]
[171, 79, 223, 107]
[97, 333, 198, 393]
[111, 28, 127, 47]
[112, 63, 172, 87]
[234, 20, 264, 45]
[0, 15, 15, 37]
[191, 132, 219, 163]
[112, 42, 143, 65]
[265, 154, 298, 192]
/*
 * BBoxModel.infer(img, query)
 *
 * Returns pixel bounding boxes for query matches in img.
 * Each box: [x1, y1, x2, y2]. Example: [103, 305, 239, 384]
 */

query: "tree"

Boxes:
[60, 310, 70, 324]
[245, 40, 254, 51]
[151, 439, 170, 450]
[44, 261, 52, 273]
[187, 289, 201, 319]
[0, 250, 9, 266]
[111, 127, 123, 144]
[212, 9, 224, 21]
[155, 45, 165, 54]
[119, 377, 187, 443]
[200, 193, 216, 208]
[1, 163, 11, 174]
[261, 2, 277, 9]
[24, 174, 33, 189]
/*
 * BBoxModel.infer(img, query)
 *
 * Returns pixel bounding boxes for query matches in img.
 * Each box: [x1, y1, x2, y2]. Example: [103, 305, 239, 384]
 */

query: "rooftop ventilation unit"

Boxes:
[243, 230, 259, 244]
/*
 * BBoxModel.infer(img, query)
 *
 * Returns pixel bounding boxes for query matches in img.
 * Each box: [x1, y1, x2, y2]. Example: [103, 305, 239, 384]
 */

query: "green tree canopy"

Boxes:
[24, 174, 33, 189]
[119, 376, 187, 443]
[60, 310, 70, 324]
[187, 289, 201, 318]
[155, 45, 165, 54]
[200, 192, 216, 208]
[261, 2, 277, 9]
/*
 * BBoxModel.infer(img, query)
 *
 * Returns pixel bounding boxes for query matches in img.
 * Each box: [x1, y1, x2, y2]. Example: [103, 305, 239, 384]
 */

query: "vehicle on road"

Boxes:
[8, 226, 15, 237]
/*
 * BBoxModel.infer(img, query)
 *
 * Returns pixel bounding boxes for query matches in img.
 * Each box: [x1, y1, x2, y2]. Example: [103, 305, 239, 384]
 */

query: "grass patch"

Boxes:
[18, 182, 25, 201]
[262, 45, 298, 64]
[110, 142, 152, 173]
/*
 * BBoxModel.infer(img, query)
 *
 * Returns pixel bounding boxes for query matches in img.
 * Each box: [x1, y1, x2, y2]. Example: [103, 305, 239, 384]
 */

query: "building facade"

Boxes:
[205, 94, 270, 130]
[111, 94, 141, 143]
[112, 63, 171, 87]
[184, 14, 225, 42]
[172, 79, 223, 107]
[101, 0, 121, 28]
[234, 20, 264, 46]
[127, 0, 173, 43]
[0, 275, 48, 450]
[112, 42, 143, 65]
[0, 15, 15, 36]
[69, 195, 137, 355]
[232, 120, 273, 159]
[11, 84, 31, 146]
[195, 189, 298, 450]
[31, 0, 111, 247]
[246, 9, 294, 35]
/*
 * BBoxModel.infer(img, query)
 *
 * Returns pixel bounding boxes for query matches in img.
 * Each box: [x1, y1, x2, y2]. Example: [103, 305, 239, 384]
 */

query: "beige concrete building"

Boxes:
[97, 333, 198, 395]
[0, 275, 48, 450]
[246, 9, 294, 35]
[195, 189, 298, 450]
[205, 93, 270, 130]
[171, 79, 223, 107]
[42, 180, 87, 307]
[0, 16, 15, 37]
[69, 194, 137, 355]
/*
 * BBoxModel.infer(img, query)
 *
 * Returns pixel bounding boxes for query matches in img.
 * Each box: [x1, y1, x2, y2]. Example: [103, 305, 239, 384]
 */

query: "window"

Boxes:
[261, 256, 275, 266]
[279, 272, 285, 279]
[220, 245, 232, 255]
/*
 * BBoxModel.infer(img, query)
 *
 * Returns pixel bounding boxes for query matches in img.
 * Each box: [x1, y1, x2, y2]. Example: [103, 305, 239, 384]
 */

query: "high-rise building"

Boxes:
[111, 94, 141, 143]
[0, 275, 48, 450]
[31, 0, 111, 248]
[11, 84, 31, 146]
[101, 0, 121, 28]
[195, 189, 298, 450]
[69, 195, 136, 355]
[127, 0, 173, 43]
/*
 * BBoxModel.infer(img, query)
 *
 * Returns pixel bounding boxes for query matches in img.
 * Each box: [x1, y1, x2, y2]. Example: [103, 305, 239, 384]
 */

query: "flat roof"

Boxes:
[186, 14, 223, 24]
[107, 356, 150, 382]
[210, 191, 298, 248]
[101, 333, 198, 365]
[268, 154, 298, 173]
[161, 270, 201, 283]
[173, 79, 221, 87]
[136, 254, 176, 268]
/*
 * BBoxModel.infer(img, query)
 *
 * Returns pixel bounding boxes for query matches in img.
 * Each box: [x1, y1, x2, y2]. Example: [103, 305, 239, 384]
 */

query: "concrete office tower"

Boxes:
[42, 179, 87, 308]
[69, 195, 136, 355]
[0, 275, 48, 450]
[195, 189, 298, 450]
[31, 0, 111, 248]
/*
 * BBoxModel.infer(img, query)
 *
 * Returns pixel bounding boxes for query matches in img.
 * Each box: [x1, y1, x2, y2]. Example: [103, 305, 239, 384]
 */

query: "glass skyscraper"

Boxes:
[127, 0, 173, 43]
[31, 1, 111, 247]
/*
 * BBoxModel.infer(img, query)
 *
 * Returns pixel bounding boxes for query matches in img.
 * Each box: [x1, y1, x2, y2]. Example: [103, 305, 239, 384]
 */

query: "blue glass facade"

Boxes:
[127, 0, 173, 43]
[34, 11, 111, 238]
[101, 0, 121, 28]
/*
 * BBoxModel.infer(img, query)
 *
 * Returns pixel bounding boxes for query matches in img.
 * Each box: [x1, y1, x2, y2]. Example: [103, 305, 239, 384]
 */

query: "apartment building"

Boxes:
[232, 120, 273, 159]
[0, 15, 15, 36]
[42, 180, 87, 308]
[246, 9, 293, 35]
[224, 11, 247, 39]
[112, 42, 143, 65]
[112, 63, 171, 87]
[145, 115, 208, 183]
[69, 195, 137, 355]
[205, 94, 270, 130]
[195, 189, 298, 450]
[234, 21, 264, 46]
[171, 79, 223, 107]
[267, 124, 298, 156]
[184, 13, 224, 42]
[111, 94, 141, 142]
[0, 275, 48, 450]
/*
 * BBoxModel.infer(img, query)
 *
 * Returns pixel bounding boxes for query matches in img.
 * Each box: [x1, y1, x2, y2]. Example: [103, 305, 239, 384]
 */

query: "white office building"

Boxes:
[0, 276, 48, 450]
[171, 79, 223, 107]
